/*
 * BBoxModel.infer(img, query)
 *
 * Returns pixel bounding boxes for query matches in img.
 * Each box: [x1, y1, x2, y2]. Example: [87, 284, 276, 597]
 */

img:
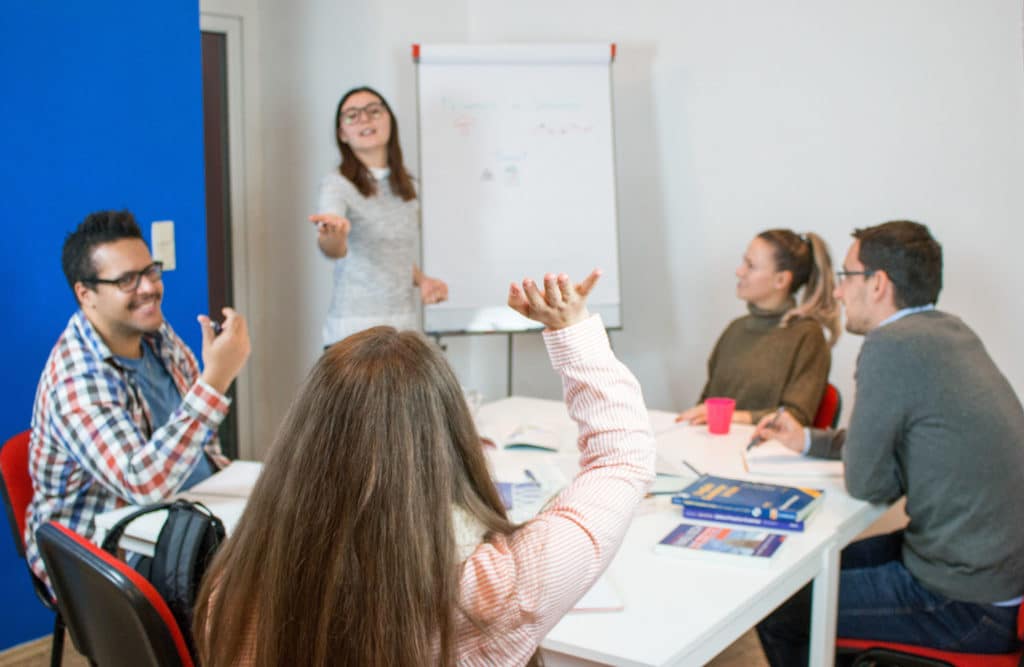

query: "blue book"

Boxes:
[672, 474, 823, 522]
[655, 522, 787, 564]
[681, 506, 804, 532]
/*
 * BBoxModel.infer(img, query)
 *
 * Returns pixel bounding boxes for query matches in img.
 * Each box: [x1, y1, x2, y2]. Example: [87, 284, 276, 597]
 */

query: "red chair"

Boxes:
[0, 431, 64, 667]
[36, 521, 194, 667]
[836, 600, 1024, 666]
[813, 382, 842, 429]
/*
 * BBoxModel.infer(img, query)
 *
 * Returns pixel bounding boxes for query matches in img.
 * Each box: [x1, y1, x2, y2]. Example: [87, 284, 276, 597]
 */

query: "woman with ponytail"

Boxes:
[676, 230, 840, 426]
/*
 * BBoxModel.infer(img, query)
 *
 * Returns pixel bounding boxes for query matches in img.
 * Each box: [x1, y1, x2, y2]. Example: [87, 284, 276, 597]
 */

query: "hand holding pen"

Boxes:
[753, 408, 806, 453]
[746, 406, 786, 451]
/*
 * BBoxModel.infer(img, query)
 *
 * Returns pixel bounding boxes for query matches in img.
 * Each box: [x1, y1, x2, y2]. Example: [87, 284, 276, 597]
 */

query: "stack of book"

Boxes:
[671, 474, 824, 532]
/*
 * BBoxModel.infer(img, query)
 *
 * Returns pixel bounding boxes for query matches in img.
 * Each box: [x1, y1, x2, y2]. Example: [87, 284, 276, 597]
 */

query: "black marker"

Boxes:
[211, 320, 223, 336]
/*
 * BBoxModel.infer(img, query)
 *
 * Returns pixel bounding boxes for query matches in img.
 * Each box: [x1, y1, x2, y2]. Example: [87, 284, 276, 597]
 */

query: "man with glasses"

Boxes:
[25, 209, 251, 589]
[754, 220, 1024, 665]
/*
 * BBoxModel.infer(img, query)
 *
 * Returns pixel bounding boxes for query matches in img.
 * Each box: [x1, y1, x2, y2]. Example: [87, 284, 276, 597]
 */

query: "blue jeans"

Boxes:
[756, 531, 1020, 667]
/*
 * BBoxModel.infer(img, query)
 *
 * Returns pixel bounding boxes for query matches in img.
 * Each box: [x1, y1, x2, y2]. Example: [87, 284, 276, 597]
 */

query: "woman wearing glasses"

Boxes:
[676, 230, 840, 426]
[310, 86, 448, 347]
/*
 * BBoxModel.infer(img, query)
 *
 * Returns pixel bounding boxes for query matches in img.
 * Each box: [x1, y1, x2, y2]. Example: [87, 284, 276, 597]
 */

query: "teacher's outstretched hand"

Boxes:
[508, 269, 601, 331]
[309, 213, 352, 259]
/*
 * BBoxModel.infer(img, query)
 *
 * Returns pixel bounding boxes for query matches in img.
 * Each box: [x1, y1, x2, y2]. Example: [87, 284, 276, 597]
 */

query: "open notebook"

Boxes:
[742, 440, 843, 477]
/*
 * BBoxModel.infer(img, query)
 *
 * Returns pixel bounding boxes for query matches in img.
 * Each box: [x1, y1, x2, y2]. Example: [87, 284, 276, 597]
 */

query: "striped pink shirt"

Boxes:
[225, 314, 655, 665]
[455, 315, 655, 664]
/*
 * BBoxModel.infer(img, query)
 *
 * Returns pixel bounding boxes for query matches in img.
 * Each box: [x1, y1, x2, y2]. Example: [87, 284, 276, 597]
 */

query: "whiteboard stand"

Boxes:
[414, 42, 622, 336]
[506, 332, 514, 396]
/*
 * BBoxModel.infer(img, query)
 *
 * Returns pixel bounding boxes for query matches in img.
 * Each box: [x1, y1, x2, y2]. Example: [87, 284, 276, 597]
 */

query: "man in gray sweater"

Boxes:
[755, 221, 1024, 665]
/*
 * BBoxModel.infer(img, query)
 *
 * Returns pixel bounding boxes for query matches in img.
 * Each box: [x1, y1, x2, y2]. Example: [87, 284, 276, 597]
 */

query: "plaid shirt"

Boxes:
[26, 311, 230, 589]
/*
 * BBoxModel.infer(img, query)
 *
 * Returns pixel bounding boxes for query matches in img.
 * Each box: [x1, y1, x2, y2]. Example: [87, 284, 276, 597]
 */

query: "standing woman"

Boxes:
[677, 230, 840, 426]
[310, 86, 448, 347]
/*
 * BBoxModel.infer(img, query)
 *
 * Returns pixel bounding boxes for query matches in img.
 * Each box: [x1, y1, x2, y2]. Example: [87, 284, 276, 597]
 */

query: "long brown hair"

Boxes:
[193, 327, 525, 666]
[335, 86, 417, 201]
[757, 229, 841, 346]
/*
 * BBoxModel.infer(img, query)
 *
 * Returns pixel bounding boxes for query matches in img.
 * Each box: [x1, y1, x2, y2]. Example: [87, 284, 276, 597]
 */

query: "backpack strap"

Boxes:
[150, 501, 225, 605]
[100, 501, 175, 554]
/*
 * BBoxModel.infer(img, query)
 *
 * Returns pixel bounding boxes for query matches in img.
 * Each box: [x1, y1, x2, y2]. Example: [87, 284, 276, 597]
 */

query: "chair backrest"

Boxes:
[813, 383, 841, 430]
[1018, 597, 1024, 643]
[36, 522, 195, 667]
[0, 430, 33, 556]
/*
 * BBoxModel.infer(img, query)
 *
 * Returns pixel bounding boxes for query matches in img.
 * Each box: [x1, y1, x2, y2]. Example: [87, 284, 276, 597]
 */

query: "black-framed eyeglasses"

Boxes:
[835, 269, 876, 282]
[340, 102, 386, 126]
[85, 261, 164, 293]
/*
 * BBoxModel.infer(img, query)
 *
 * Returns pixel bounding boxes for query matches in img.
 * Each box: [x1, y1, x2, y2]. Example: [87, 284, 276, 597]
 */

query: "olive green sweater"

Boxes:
[699, 302, 830, 425]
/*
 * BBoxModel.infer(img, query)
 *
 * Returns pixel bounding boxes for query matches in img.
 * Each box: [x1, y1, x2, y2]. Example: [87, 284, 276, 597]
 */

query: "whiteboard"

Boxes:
[415, 44, 621, 334]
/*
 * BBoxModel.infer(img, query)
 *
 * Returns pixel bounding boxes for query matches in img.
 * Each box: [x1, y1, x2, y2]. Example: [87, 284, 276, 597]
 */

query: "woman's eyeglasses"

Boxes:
[340, 103, 386, 126]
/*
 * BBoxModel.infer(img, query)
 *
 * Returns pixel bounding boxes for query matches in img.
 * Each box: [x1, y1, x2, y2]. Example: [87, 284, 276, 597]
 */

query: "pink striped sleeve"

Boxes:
[457, 314, 655, 665]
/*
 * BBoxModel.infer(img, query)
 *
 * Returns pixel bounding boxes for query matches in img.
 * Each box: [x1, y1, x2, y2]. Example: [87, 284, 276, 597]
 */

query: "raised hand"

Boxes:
[507, 269, 600, 331]
[198, 307, 251, 395]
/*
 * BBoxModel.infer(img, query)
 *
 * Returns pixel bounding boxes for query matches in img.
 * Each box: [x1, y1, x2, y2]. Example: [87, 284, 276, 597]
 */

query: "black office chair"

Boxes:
[36, 522, 195, 667]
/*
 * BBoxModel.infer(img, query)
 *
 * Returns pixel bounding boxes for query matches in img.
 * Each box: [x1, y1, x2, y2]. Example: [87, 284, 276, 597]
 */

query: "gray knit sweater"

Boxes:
[318, 170, 420, 346]
[809, 310, 1024, 603]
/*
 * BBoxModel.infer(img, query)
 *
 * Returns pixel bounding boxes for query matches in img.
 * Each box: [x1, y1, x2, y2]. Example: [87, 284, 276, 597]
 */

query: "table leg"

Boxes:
[809, 543, 840, 667]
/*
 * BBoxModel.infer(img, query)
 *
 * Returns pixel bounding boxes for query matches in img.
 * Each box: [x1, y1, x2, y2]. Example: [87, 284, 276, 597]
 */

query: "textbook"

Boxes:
[488, 457, 569, 523]
[655, 523, 787, 564]
[680, 506, 805, 532]
[479, 423, 562, 452]
[672, 475, 823, 522]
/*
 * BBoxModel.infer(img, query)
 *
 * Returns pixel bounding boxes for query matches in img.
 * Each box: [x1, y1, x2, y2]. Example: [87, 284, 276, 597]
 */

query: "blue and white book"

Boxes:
[681, 506, 805, 532]
[672, 475, 823, 522]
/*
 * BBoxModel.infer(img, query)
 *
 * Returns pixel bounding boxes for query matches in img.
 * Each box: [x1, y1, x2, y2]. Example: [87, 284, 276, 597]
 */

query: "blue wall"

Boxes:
[0, 2, 208, 650]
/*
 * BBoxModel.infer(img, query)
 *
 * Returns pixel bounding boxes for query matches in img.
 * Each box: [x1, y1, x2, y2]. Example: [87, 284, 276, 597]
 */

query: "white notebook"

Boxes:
[742, 440, 843, 477]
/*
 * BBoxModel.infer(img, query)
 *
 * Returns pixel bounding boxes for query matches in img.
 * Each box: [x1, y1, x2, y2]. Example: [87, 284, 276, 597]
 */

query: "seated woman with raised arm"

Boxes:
[193, 270, 655, 667]
[677, 230, 840, 426]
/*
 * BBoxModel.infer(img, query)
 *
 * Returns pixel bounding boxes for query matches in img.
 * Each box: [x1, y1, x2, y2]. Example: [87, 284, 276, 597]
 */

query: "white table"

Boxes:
[95, 397, 885, 667]
[476, 397, 886, 667]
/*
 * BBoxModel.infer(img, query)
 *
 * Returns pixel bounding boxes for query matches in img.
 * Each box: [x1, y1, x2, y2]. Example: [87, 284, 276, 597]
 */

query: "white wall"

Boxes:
[243, 0, 1024, 456]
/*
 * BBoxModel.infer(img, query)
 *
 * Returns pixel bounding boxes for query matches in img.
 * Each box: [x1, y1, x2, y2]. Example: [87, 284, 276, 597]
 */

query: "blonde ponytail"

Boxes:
[758, 229, 841, 347]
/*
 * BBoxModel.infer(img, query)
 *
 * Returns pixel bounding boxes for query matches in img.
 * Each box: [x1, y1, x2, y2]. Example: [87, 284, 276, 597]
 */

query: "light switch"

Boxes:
[151, 220, 176, 271]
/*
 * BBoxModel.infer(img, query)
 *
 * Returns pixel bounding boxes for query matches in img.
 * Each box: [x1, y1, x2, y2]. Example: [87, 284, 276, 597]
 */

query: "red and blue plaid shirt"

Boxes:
[26, 311, 230, 588]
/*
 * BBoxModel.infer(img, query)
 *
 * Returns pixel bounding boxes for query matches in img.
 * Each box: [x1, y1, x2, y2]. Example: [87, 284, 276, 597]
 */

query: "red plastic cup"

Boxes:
[705, 397, 736, 435]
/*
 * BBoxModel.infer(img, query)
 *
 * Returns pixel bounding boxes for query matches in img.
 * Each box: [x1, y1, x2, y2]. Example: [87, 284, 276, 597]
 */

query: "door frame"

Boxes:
[199, 10, 260, 458]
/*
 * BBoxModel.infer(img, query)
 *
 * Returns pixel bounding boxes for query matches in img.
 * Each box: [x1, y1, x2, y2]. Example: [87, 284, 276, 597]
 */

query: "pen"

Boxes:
[680, 459, 703, 477]
[746, 406, 786, 452]
[523, 469, 541, 487]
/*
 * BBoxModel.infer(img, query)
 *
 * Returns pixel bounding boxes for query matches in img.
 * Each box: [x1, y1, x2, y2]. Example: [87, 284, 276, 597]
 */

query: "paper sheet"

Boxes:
[572, 574, 624, 612]
[743, 440, 843, 477]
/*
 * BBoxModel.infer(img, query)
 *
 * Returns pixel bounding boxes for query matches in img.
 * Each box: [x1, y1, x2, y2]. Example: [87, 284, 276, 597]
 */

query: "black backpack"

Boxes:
[101, 499, 226, 657]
